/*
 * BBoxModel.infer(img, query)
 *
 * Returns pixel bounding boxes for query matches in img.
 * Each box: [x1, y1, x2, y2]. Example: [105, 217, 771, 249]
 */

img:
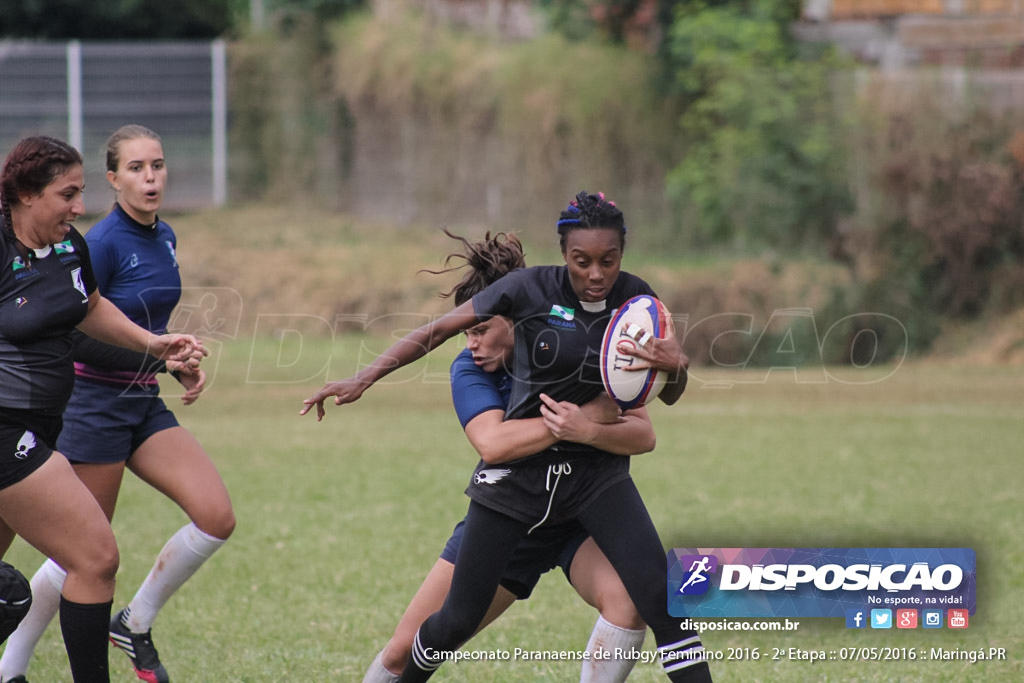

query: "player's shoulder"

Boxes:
[450, 347, 476, 374]
[83, 210, 123, 244]
[154, 217, 176, 242]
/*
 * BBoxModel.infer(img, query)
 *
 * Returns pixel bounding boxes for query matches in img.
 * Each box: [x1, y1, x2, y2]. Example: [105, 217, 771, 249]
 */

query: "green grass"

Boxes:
[4, 339, 1022, 681]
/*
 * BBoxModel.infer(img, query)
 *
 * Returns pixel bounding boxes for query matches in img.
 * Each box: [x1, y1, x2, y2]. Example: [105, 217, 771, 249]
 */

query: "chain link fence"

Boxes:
[0, 40, 226, 214]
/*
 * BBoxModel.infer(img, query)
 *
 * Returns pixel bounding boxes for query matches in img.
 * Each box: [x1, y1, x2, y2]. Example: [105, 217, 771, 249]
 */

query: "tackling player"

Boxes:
[363, 230, 651, 683]
[304, 192, 710, 682]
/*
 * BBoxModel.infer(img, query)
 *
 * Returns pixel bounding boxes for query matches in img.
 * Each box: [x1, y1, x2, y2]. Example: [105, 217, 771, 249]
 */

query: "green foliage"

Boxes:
[0, 0, 232, 39]
[837, 89, 1024, 327]
[664, 3, 854, 251]
[327, 11, 683, 241]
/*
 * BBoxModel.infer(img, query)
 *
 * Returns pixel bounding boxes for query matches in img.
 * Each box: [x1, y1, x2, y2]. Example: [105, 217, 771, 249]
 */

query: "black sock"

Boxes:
[59, 596, 111, 683]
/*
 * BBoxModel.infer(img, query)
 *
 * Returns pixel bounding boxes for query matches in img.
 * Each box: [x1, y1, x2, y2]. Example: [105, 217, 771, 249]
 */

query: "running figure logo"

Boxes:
[677, 554, 718, 595]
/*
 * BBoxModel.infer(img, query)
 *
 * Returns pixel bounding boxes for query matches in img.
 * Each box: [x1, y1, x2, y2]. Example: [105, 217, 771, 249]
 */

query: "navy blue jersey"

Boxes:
[471, 265, 656, 426]
[0, 228, 97, 412]
[74, 204, 181, 386]
[450, 348, 511, 429]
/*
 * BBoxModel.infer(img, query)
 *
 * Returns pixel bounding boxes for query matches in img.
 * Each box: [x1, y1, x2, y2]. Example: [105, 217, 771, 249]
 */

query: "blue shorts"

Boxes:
[441, 516, 588, 599]
[57, 379, 179, 465]
[0, 407, 58, 490]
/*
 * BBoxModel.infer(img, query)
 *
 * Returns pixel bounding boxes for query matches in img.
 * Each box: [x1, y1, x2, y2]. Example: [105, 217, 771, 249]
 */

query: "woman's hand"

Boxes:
[300, 378, 371, 421]
[614, 315, 689, 405]
[149, 333, 201, 364]
[539, 393, 601, 445]
[167, 362, 207, 406]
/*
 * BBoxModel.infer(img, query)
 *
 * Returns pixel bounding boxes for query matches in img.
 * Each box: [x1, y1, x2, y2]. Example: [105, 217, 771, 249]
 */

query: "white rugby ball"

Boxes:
[600, 295, 669, 410]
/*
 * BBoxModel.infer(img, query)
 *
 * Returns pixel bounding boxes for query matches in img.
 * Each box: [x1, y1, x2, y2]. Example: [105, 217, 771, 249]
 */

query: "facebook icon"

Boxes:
[846, 609, 866, 629]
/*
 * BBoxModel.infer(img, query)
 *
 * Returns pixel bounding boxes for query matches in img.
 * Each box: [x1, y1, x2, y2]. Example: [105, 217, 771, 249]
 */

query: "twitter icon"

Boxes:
[870, 609, 892, 629]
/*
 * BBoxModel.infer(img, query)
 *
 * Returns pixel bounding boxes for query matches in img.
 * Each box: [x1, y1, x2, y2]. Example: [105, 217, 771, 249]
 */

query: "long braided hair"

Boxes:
[423, 228, 527, 305]
[555, 190, 627, 253]
[1, 136, 83, 265]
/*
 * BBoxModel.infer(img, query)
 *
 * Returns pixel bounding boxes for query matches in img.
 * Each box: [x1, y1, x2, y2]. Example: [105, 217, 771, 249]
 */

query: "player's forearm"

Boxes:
[588, 415, 656, 455]
[77, 294, 157, 354]
[658, 367, 688, 405]
[355, 306, 476, 386]
[468, 417, 557, 464]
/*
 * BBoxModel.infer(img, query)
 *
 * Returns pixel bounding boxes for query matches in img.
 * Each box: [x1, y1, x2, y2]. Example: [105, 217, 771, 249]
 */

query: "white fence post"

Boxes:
[212, 38, 228, 207]
[66, 40, 83, 153]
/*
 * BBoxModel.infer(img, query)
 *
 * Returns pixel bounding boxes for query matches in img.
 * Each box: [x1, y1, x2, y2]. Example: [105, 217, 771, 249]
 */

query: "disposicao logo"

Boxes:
[667, 548, 976, 619]
[676, 555, 717, 595]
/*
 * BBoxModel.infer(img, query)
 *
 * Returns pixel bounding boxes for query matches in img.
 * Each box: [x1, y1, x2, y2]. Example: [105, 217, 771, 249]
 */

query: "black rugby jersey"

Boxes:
[471, 265, 656, 429]
[0, 228, 98, 411]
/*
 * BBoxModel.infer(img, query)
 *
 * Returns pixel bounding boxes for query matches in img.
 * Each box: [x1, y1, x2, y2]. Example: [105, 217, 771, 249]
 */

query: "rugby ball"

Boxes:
[600, 295, 669, 410]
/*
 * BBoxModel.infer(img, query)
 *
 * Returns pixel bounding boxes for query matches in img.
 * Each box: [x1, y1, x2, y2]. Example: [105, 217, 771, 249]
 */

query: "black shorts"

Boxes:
[440, 516, 588, 599]
[465, 449, 631, 529]
[0, 407, 60, 490]
[57, 379, 179, 464]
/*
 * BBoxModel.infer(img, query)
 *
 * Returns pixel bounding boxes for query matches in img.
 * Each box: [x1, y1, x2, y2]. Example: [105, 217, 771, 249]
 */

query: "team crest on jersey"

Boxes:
[547, 304, 576, 329]
[71, 267, 88, 302]
[11, 256, 27, 271]
[130, 253, 140, 268]
[15, 296, 28, 308]
[54, 240, 75, 254]
[14, 431, 37, 460]
[474, 468, 512, 485]
[165, 241, 178, 268]
[549, 305, 574, 321]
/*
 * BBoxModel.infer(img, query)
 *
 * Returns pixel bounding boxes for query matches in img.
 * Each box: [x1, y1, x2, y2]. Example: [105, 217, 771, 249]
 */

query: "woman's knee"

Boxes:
[193, 500, 236, 541]
[62, 535, 119, 585]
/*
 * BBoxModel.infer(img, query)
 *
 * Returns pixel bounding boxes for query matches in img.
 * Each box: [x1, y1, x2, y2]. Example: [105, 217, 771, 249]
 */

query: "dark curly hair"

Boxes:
[1, 136, 83, 265]
[556, 190, 627, 253]
[423, 228, 526, 305]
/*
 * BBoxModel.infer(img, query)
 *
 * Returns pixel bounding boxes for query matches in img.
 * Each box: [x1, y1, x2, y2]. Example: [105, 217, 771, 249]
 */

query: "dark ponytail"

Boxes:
[422, 228, 527, 305]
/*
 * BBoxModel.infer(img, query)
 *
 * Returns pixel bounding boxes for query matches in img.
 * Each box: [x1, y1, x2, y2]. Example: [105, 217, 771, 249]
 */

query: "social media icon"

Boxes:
[845, 609, 866, 629]
[923, 610, 943, 628]
[896, 609, 918, 629]
[948, 609, 969, 629]
[870, 609, 892, 629]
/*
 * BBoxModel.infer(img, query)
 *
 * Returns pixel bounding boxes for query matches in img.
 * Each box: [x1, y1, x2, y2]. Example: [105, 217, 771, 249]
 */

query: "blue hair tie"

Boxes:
[556, 202, 581, 229]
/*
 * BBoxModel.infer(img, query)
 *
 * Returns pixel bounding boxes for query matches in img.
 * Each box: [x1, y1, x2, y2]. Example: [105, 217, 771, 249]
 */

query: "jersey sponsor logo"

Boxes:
[165, 241, 179, 268]
[15, 296, 28, 308]
[14, 431, 36, 460]
[474, 468, 512, 485]
[54, 240, 75, 254]
[71, 267, 88, 302]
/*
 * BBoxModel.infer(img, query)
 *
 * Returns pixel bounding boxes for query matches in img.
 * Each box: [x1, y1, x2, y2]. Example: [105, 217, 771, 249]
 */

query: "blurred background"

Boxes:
[2, 0, 1023, 366]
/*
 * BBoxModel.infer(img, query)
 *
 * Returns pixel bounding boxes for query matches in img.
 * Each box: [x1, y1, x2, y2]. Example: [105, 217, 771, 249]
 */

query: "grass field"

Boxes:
[4, 335, 1022, 682]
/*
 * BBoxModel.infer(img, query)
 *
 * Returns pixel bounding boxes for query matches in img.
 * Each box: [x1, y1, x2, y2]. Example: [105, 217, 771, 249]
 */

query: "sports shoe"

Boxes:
[4, 676, 29, 683]
[109, 609, 170, 683]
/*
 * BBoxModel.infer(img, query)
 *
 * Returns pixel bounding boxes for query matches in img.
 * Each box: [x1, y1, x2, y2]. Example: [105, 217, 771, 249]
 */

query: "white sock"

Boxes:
[362, 649, 400, 683]
[579, 615, 646, 683]
[123, 523, 226, 633]
[0, 559, 66, 679]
